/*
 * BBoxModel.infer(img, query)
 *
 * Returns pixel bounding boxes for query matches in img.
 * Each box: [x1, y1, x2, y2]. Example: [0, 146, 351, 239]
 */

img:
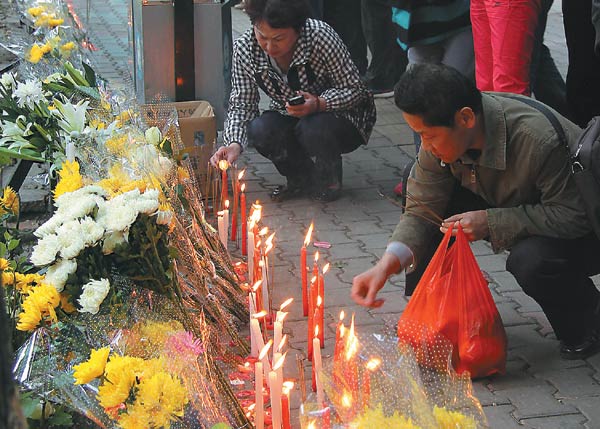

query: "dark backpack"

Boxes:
[500, 94, 600, 239]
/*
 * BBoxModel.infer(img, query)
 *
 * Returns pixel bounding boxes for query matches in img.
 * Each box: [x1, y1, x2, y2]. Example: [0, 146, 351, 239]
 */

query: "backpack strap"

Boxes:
[493, 94, 570, 158]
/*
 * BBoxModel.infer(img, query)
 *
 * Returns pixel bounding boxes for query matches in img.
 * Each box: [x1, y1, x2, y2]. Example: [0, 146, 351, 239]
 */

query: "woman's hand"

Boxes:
[210, 143, 242, 167]
[440, 210, 489, 241]
[286, 91, 323, 117]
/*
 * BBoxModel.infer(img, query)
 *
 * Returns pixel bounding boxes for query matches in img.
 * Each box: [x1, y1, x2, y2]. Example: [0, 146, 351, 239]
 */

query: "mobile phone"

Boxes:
[288, 95, 305, 106]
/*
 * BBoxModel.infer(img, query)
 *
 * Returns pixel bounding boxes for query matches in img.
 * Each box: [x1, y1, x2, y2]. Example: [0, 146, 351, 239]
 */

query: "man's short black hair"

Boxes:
[244, 0, 311, 32]
[394, 63, 483, 127]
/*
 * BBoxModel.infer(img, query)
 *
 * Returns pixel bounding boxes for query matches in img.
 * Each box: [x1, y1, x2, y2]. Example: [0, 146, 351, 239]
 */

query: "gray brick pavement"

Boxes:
[18, 0, 600, 427]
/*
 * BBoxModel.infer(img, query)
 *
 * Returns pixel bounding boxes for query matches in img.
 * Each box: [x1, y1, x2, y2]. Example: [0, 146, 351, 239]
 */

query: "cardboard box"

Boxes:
[174, 100, 216, 178]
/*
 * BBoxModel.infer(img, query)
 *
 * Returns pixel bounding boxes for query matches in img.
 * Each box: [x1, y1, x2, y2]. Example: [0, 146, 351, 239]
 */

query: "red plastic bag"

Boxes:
[397, 225, 507, 378]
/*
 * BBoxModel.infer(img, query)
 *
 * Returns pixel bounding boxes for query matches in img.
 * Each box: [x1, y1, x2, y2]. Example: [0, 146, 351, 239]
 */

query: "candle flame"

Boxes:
[218, 159, 229, 171]
[225, 199, 230, 209]
[277, 334, 288, 352]
[366, 358, 382, 371]
[303, 222, 314, 247]
[317, 295, 322, 307]
[341, 392, 353, 408]
[273, 352, 287, 370]
[339, 310, 345, 321]
[280, 297, 293, 311]
[252, 310, 268, 319]
[238, 169, 245, 180]
[247, 403, 256, 411]
[314, 251, 319, 262]
[345, 314, 359, 360]
[244, 361, 250, 369]
[252, 280, 262, 292]
[282, 380, 295, 394]
[265, 232, 275, 246]
[308, 421, 316, 429]
[340, 324, 346, 338]
[323, 263, 330, 274]
[258, 259, 264, 268]
[259, 340, 272, 360]
[259, 227, 269, 237]
[241, 183, 246, 192]
[311, 275, 317, 284]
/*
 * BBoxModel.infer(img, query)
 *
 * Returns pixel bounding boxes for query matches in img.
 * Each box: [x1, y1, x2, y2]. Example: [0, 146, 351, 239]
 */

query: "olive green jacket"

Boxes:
[390, 93, 590, 268]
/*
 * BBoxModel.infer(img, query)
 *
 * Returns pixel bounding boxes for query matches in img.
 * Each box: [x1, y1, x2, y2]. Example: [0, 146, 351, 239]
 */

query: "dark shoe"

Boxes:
[270, 184, 306, 202]
[311, 185, 342, 202]
[560, 332, 600, 360]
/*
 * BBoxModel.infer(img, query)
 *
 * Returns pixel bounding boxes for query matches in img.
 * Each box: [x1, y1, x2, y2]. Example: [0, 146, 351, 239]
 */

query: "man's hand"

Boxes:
[210, 143, 242, 167]
[440, 210, 489, 241]
[351, 253, 401, 308]
[286, 91, 321, 118]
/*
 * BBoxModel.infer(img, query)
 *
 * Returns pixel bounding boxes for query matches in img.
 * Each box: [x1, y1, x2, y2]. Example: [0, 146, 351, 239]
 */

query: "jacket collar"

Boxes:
[475, 93, 507, 170]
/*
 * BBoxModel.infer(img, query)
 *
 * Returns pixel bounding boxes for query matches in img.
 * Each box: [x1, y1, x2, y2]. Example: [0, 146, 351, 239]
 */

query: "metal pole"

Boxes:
[174, 0, 196, 101]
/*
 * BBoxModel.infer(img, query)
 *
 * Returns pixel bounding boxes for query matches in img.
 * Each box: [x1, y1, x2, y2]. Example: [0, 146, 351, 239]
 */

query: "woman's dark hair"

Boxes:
[394, 63, 483, 128]
[244, 0, 311, 32]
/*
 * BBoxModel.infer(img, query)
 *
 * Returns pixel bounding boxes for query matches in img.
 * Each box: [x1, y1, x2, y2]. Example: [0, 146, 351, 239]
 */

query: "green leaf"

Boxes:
[0, 146, 45, 162]
[73, 84, 100, 100]
[0, 242, 7, 257]
[4, 231, 11, 241]
[8, 239, 20, 251]
[82, 62, 97, 87]
[47, 407, 73, 426]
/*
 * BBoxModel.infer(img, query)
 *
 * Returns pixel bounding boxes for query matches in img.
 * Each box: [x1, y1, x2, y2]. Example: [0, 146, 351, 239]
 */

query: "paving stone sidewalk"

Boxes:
[4, 0, 600, 427]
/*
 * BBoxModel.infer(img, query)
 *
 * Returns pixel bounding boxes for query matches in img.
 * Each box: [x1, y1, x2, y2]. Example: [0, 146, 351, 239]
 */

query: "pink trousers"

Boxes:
[471, 0, 541, 95]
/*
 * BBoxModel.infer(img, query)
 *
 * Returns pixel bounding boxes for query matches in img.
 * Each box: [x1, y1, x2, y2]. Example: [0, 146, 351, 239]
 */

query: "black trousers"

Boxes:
[563, 0, 600, 127]
[405, 185, 600, 345]
[247, 111, 363, 188]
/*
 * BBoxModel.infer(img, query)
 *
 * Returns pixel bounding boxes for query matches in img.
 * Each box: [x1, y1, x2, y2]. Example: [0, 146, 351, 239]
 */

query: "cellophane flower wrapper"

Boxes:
[318, 324, 488, 429]
[13, 280, 245, 428]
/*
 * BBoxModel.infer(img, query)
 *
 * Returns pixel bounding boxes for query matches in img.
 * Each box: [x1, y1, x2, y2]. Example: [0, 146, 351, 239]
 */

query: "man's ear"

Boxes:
[455, 107, 476, 129]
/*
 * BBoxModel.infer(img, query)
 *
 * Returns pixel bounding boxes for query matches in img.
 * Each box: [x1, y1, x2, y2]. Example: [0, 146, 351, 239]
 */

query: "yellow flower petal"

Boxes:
[73, 347, 111, 385]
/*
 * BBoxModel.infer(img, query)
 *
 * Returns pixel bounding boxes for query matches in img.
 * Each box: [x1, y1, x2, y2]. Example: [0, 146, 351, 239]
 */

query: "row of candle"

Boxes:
[216, 161, 248, 252]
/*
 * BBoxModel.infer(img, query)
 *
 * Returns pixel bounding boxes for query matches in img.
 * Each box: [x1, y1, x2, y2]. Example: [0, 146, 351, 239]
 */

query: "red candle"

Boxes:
[301, 224, 313, 317]
[219, 160, 229, 210]
[307, 276, 316, 362]
[362, 358, 381, 411]
[281, 382, 293, 429]
[319, 263, 329, 348]
[241, 184, 247, 255]
[232, 170, 245, 242]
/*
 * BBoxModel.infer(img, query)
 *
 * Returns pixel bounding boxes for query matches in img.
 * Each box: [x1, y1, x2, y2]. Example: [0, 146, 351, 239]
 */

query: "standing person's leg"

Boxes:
[563, 0, 600, 127]
[440, 28, 475, 81]
[323, 0, 367, 75]
[247, 111, 316, 201]
[295, 112, 363, 201]
[487, 0, 541, 94]
[470, 0, 494, 91]
[361, 0, 408, 96]
[506, 234, 600, 359]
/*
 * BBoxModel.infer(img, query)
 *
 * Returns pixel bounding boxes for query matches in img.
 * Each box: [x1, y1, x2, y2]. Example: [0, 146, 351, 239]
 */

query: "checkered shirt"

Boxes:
[224, 18, 377, 148]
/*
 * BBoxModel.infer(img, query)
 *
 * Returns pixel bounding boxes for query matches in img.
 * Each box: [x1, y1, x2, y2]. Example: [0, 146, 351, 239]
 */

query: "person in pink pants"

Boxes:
[471, 0, 541, 95]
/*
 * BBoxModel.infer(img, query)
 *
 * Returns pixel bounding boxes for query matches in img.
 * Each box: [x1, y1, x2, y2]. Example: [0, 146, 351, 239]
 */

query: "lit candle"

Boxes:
[217, 210, 226, 248]
[241, 183, 247, 255]
[270, 353, 285, 429]
[223, 200, 229, 250]
[334, 311, 346, 363]
[301, 223, 314, 317]
[313, 329, 324, 405]
[256, 343, 271, 429]
[218, 159, 229, 210]
[343, 315, 359, 404]
[249, 281, 262, 357]
[319, 263, 329, 348]
[250, 310, 266, 358]
[315, 296, 323, 351]
[232, 170, 244, 242]
[273, 319, 283, 358]
[248, 219, 255, 283]
[261, 337, 273, 386]
[307, 275, 317, 362]
[362, 357, 381, 410]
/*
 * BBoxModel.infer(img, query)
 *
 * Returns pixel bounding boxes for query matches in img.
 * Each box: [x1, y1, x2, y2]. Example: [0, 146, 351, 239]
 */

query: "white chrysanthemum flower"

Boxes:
[144, 126, 162, 146]
[30, 234, 61, 266]
[156, 209, 173, 225]
[34, 213, 65, 238]
[97, 202, 138, 232]
[56, 220, 87, 259]
[79, 216, 105, 245]
[133, 190, 160, 214]
[0, 72, 17, 89]
[78, 278, 110, 314]
[13, 79, 45, 110]
[54, 186, 105, 211]
[44, 258, 77, 292]
[102, 230, 129, 255]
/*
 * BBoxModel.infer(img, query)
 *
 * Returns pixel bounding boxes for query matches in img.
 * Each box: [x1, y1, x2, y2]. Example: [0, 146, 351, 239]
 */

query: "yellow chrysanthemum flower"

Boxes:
[0, 258, 10, 271]
[114, 110, 133, 128]
[14, 272, 42, 294]
[140, 320, 183, 349]
[117, 404, 151, 429]
[16, 283, 60, 331]
[104, 134, 130, 156]
[2, 271, 15, 286]
[433, 406, 477, 429]
[351, 404, 422, 429]
[89, 118, 106, 130]
[28, 6, 45, 17]
[135, 371, 189, 427]
[97, 355, 145, 409]
[48, 17, 64, 27]
[59, 42, 76, 54]
[1, 186, 20, 215]
[27, 44, 45, 64]
[177, 166, 190, 181]
[54, 160, 84, 200]
[73, 347, 111, 385]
